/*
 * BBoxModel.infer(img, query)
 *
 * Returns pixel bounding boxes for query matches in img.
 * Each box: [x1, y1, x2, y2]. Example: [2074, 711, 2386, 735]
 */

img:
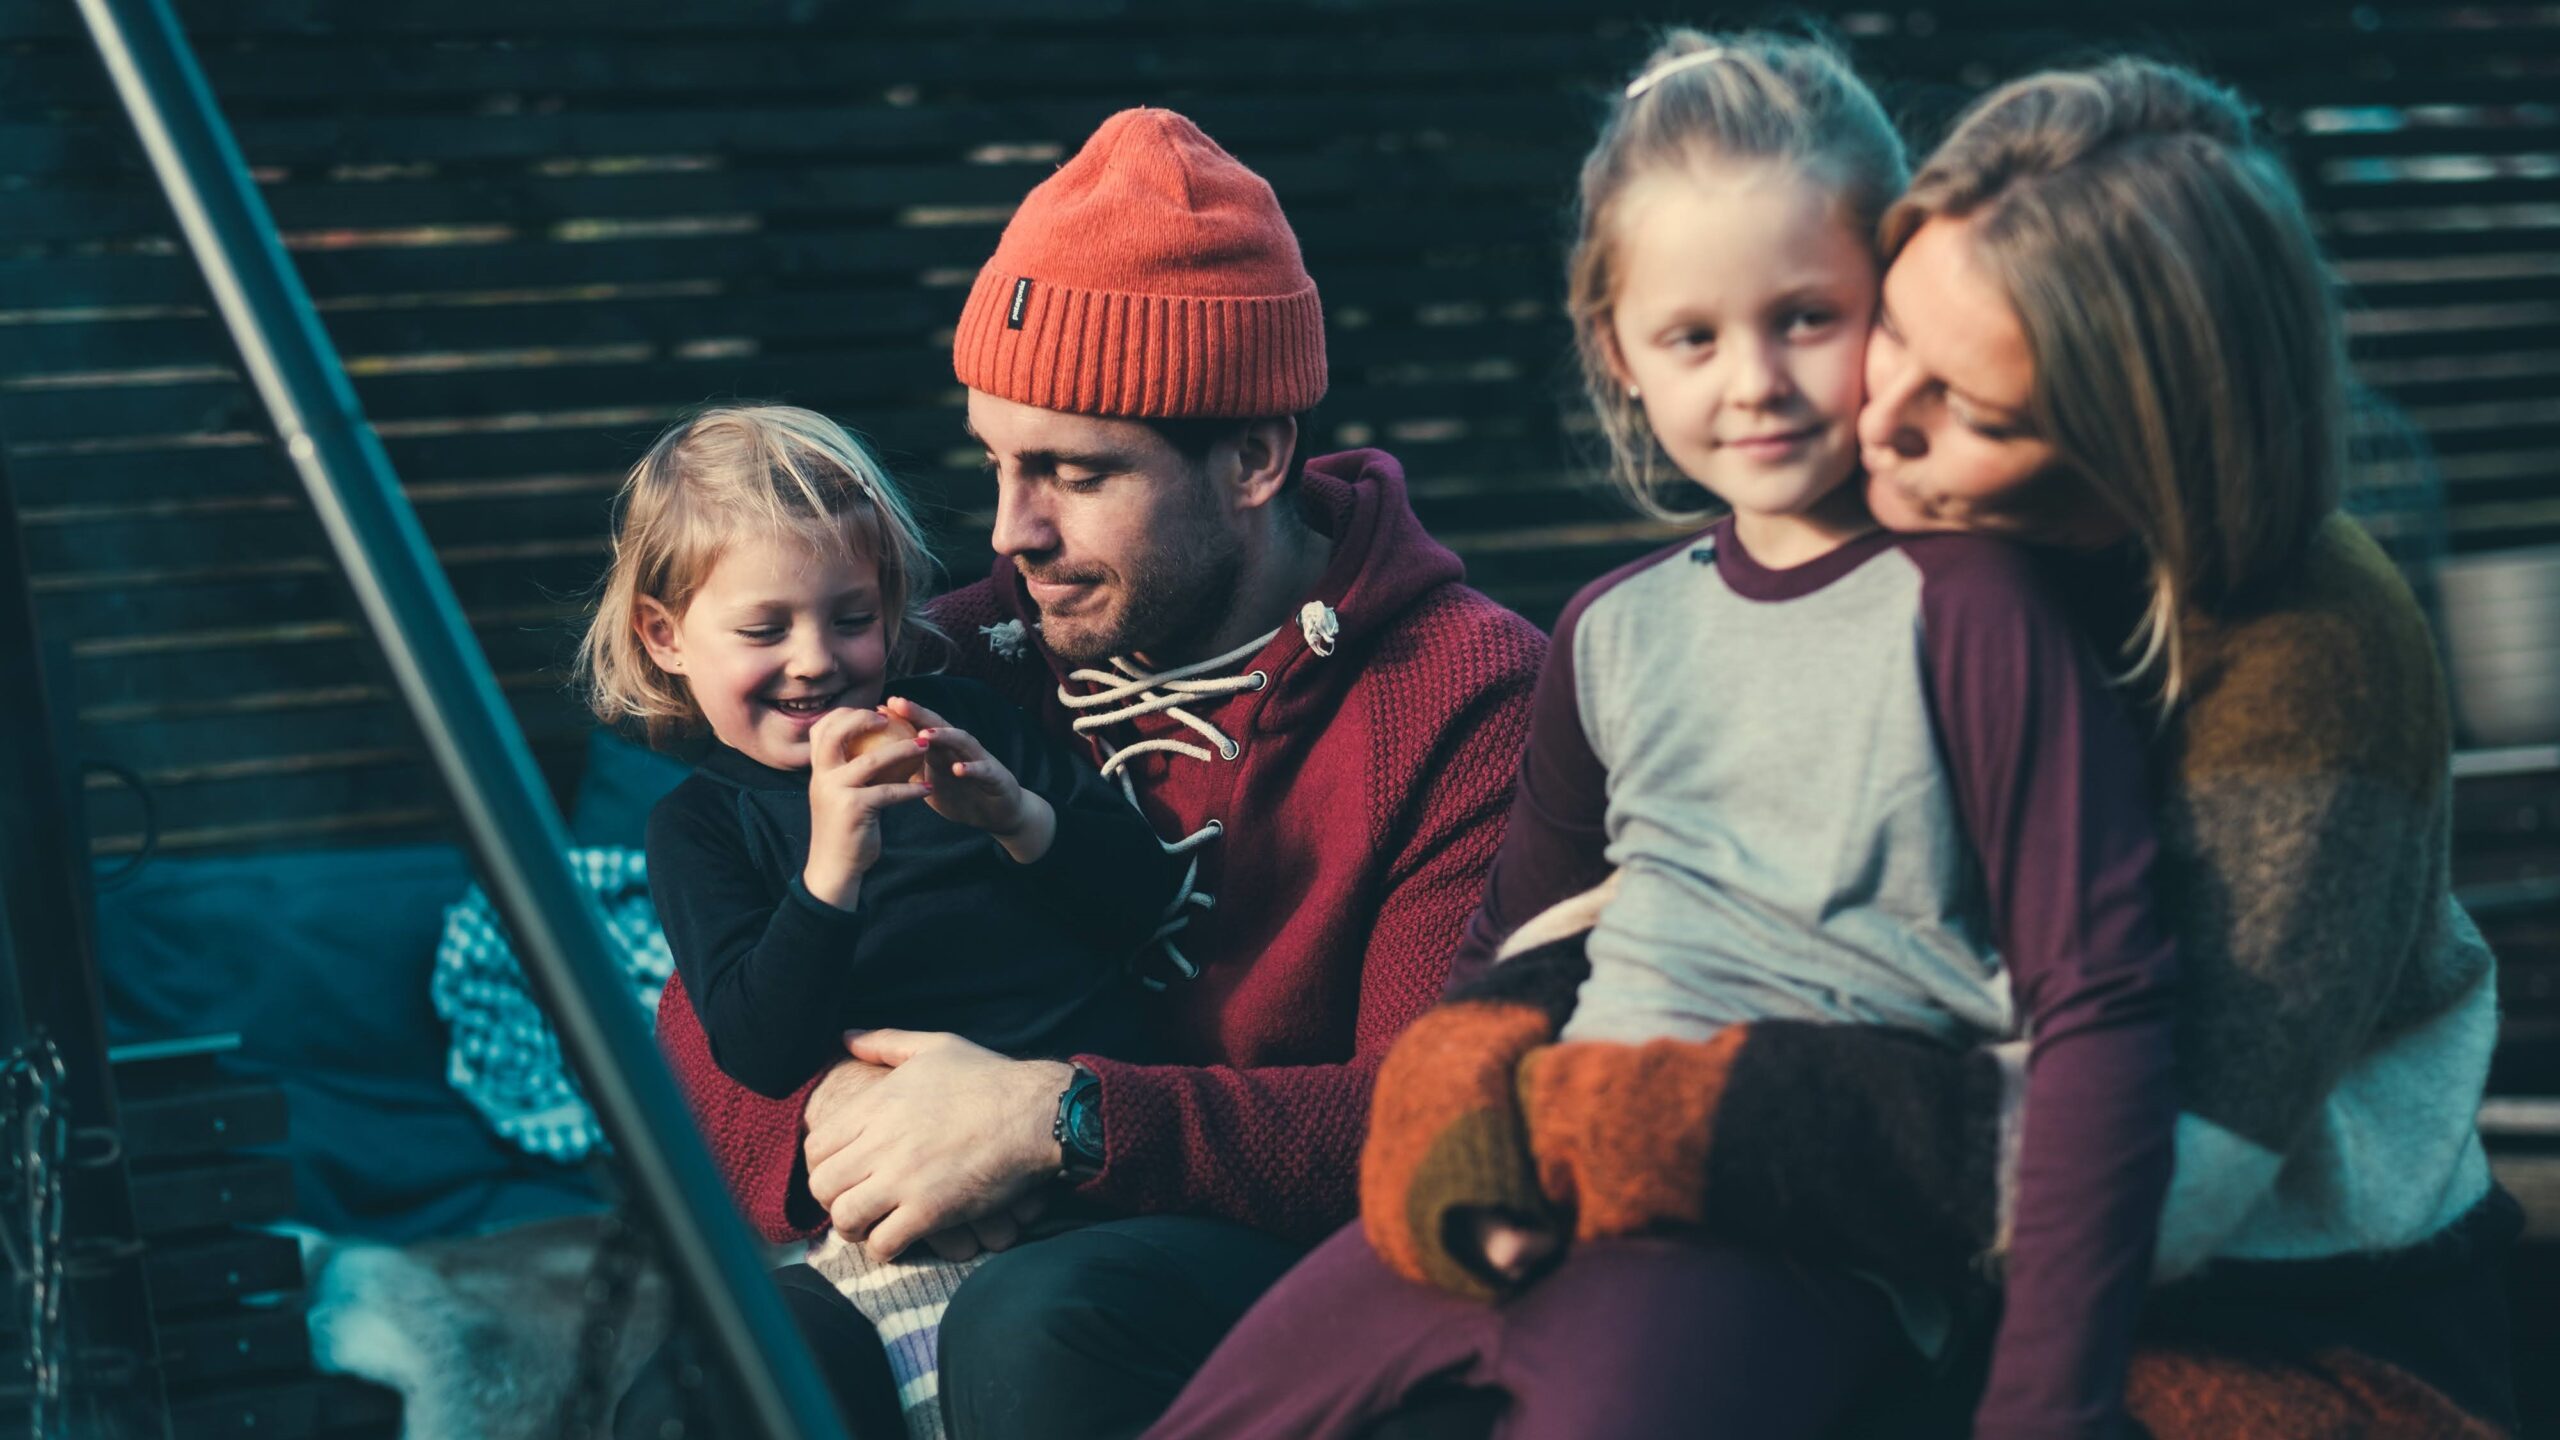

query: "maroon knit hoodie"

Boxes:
[653, 449, 1546, 1242]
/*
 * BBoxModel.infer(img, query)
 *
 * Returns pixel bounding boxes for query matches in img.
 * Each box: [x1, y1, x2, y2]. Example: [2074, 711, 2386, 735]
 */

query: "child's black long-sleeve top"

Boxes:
[645, 673, 1177, 1097]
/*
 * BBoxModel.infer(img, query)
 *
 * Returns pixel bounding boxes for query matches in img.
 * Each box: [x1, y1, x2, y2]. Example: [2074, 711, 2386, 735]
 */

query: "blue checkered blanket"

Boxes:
[430, 847, 671, 1162]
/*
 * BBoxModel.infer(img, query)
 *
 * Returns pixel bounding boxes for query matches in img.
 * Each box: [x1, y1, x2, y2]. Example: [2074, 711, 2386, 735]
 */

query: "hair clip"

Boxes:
[1624, 47, 1731, 100]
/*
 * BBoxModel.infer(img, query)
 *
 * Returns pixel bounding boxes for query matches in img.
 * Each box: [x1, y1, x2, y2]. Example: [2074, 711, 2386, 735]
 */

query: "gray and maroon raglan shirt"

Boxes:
[1462, 517, 2181, 1434]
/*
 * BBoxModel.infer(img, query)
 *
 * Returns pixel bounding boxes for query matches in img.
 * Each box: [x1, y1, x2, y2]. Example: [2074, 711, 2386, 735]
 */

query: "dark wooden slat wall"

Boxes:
[4, 0, 2556, 859]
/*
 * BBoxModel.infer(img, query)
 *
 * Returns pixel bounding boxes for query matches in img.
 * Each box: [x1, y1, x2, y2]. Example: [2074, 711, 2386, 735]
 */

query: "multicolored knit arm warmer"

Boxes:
[1358, 934, 1591, 1298]
[1520, 1019, 2007, 1290]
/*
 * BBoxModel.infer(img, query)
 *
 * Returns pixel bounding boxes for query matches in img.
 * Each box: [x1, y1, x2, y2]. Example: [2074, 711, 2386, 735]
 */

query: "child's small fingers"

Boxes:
[885, 695, 952, 733]
[918, 724, 990, 761]
[846, 780, 931, 811]
[806, 707, 869, 768]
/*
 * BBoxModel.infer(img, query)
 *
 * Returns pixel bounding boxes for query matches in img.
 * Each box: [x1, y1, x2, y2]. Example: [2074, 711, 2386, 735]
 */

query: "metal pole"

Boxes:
[70, 4, 851, 1436]
[0, 452, 170, 1439]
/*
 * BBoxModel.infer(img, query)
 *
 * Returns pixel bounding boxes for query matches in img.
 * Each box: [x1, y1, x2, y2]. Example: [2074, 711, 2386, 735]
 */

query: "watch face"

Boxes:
[1067, 1089, 1105, 1159]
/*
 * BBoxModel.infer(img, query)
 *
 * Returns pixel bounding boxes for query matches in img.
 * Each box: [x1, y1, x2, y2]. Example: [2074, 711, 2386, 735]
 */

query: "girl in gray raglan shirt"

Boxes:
[1148, 32, 2187, 1440]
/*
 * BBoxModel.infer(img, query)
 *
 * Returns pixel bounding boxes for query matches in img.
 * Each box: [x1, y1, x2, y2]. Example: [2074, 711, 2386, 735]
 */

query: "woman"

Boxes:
[1159, 55, 2518, 1440]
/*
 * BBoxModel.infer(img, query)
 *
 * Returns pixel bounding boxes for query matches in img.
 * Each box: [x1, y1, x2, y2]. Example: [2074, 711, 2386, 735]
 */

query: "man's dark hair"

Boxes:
[1142, 412, 1317, 499]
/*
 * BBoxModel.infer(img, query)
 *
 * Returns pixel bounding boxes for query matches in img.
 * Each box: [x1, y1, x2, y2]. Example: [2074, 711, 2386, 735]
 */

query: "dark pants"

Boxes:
[613, 1262, 905, 1440]
[1143, 1222, 1909, 1440]
[938, 1214, 1310, 1440]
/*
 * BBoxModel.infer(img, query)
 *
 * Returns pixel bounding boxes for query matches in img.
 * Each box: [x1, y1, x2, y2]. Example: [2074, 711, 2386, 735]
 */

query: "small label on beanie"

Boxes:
[1007, 277, 1032, 330]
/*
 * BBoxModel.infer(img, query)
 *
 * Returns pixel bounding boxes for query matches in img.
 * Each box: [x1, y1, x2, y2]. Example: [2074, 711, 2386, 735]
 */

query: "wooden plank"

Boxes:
[0, 0, 1680, 43]
[2297, 125, 2560, 164]
[81, 688, 589, 783]
[33, 548, 605, 644]
[0, 31, 1634, 108]
[0, 358, 1577, 456]
[90, 803, 446, 856]
[2, 92, 1597, 180]
[2358, 367, 2560, 411]
[2, 288, 940, 379]
[87, 738, 586, 857]
[0, 349, 945, 445]
[2351, 318, 2560, 361]
[4, 294, 1566, 409]
[21, 481, 619, 573]
[66, 619, 571, 711]
[2305, 175, 2560, 212]
[0, 257, 1564, 381]
[75, 668, 557, 733]
[0, 200, 1568, 310]
[5, 426, 650, 506]
[2495, 1152, 2560, 1242]
[2324, 220, 2560, 261]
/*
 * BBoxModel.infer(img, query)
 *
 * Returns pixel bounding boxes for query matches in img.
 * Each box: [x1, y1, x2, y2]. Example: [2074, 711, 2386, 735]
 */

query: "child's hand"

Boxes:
[886, 695, 1058, 864]
[802, 707, 932, 910]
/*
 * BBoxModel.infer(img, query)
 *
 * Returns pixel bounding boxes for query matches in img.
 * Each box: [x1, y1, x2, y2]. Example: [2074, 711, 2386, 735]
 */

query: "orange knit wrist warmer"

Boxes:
[1517, 1029, 1752, 1243]
[1359, 1001, 1557, 1299]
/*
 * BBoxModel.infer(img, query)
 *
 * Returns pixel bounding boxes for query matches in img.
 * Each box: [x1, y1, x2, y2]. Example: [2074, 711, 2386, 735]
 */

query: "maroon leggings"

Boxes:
[1142, 1222, 1910, 1440]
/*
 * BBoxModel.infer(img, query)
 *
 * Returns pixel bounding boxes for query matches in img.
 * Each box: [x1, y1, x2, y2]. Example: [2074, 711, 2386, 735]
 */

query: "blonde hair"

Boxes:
[1880, 58, 2344, 707]
[578, 405, 945, 746]
[1568, 28, 1909, 521]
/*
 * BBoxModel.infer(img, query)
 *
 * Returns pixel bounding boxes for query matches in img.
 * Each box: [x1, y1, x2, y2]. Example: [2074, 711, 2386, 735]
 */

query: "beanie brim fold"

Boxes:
[952, 266, 1327, 420]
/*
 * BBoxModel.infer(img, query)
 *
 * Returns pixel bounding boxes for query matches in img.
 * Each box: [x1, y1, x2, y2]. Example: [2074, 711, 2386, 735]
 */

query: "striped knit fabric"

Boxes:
[806, 1232, 982, 1440]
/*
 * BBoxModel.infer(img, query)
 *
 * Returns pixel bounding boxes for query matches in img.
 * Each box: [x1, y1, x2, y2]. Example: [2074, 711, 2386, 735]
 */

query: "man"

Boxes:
[649, 107, 1545, 1437]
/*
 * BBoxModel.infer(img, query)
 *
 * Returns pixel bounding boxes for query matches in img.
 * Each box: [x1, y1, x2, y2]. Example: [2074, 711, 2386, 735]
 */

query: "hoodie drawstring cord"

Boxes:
[1055, 603, 1340, 988]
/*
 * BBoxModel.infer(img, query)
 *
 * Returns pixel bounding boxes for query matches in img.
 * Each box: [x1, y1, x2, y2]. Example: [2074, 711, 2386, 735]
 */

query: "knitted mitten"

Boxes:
[1516, 1032, 1749, 1241]
[1359, 929, 1594, 1299]
[1519, 1020, 2006, 1291]
[1359, 1001, 1555, 1298]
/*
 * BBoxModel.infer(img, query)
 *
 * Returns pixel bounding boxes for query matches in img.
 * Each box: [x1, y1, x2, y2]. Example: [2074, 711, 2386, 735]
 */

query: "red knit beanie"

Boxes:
[952, 108, 1328, 419]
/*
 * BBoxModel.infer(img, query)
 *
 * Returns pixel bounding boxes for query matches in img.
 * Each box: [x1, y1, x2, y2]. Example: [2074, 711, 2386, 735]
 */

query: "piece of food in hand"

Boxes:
[843, 710, 924, 781]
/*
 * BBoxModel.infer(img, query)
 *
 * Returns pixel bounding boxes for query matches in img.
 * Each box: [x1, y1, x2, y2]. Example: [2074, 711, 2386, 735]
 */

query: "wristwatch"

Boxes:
[1052, 1064, 1104, 1181]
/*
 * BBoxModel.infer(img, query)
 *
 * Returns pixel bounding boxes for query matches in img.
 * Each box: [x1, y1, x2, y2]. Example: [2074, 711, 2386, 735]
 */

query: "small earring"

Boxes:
[1625, 385, 1641, 401]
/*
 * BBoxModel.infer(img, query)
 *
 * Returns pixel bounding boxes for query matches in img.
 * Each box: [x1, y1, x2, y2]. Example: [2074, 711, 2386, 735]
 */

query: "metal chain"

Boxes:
[557, 1207, 653, 1440]
[3, 1035, 70, 1440]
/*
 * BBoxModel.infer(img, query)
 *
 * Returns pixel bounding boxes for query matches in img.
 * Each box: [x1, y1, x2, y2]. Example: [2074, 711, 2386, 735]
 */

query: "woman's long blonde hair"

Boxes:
[577, 405, 944, 746]
[1881, 58, 2345, 706]
[1567, 27, 1909, 522]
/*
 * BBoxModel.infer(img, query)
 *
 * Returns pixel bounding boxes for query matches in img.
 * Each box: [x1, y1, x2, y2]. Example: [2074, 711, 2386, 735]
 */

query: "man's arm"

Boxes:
[655, 971, 833, 1242]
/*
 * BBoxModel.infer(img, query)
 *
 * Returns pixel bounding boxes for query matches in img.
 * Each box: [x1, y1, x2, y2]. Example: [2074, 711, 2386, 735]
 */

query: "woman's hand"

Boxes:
[886, 695, 1058, 863]
[802, 707, 932, 909]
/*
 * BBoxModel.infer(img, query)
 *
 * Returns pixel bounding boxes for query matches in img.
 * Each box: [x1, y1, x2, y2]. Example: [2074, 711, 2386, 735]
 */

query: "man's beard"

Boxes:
[1033, 498, 1245, 667]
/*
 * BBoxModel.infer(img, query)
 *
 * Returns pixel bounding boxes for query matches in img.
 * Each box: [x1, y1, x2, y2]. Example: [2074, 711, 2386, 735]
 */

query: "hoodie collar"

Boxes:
[983, 448, 1465, 725]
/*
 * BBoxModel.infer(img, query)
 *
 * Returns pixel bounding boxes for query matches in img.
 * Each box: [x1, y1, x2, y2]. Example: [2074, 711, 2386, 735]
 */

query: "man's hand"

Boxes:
[802, 1051, 893, 1150]
[805, 1028, 1072, 1261]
